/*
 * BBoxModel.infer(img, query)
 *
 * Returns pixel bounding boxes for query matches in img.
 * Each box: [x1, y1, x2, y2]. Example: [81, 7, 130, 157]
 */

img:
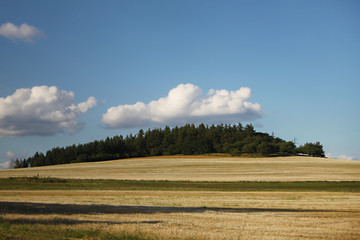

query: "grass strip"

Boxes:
[0, 217, 157, 240]
[0, 177, 359, 192]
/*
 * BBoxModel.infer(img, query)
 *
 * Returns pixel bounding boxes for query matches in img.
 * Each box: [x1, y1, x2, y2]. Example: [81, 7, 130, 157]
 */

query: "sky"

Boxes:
[0, 0, 359, 168]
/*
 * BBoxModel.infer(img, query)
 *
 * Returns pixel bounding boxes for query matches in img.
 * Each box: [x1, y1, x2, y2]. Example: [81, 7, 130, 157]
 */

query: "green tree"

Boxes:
[13, 122, 326, 168]
[228, 141, 243, 156]
[244, 124, 255, 137]
[145, 129, 163, 156]
[135, 129, 147, 156]
[14, 159, 28, 168]
[279, 141, 295, 155]
[242, 142, 257, 154]
[195, 123, 212, 154]
[257, 142, 272, 156]
[297, 142, 325, 157]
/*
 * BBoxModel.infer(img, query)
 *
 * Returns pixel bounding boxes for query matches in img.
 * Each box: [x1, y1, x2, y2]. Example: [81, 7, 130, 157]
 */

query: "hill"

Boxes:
[13, 123, 325, 168]
[2, 156, 359, 181]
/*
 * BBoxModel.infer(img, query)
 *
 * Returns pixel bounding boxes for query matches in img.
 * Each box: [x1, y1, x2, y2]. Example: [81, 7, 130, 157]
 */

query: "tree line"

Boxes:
[14, 123, 325, 168]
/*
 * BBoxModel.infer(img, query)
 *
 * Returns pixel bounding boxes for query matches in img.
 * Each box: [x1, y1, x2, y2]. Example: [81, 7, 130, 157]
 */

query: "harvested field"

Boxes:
[1, 190, 359, 211]
[1, 156, 359, 239]
[0, 190, 359, 239]
[1, 156, 360, 181]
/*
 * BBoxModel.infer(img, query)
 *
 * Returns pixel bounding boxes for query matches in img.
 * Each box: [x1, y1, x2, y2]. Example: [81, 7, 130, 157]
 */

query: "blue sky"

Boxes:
[0, 0, 359, 168]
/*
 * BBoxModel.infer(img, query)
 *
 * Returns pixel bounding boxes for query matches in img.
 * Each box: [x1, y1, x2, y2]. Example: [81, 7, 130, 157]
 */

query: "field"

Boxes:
[1, 156, 360, 181]
[0, 156, 359, 239]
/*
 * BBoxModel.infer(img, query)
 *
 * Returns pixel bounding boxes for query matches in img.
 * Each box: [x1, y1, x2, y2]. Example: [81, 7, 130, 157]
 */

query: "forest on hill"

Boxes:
[14, 123, 325, 168]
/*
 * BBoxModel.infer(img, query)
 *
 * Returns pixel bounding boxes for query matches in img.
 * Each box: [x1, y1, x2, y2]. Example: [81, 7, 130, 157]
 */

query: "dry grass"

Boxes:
[1, 156, 359, 239]
[1, 156, 360, 181]
[0, 190, 359, 211]
[2, 211, 359, 240]
[1, 191, 359, 239]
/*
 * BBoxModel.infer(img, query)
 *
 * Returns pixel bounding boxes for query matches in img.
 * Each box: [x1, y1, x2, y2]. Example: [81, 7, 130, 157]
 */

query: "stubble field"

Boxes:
[1, 156, 360, 181]
[0, 156, 359, 239]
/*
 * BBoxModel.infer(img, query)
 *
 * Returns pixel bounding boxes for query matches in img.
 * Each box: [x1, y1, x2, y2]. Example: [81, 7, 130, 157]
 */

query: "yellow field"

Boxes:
[1, 190, 359, 239]
[1, 156, 360, 181]
[1, 156, 359, 239]
[1, 190, 359, 211]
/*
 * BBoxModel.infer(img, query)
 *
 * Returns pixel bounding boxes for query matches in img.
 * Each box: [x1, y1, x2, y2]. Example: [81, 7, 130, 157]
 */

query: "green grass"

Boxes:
[0, 217, 157, 240]
[1, 177, 359, 192]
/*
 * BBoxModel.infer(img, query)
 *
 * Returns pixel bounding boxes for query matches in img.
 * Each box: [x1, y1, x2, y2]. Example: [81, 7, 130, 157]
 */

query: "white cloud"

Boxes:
[0, 86, 97, 137]
[2, 151, 29, 169]
[102, 83, 262, 129]
[1, 151, 17, 169]
[0, 22, 45, 42]
[326, 153, 360, 161]
[337, 155, 359, 161]
[0, 161, 11, 169]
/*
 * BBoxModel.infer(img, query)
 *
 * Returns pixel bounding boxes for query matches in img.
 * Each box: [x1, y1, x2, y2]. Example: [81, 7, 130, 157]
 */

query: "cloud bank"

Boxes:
[0, 161, 11, 169]
[326, 153, 360, 161]
[0, 86, 97, 137]
[102, 83, 262, 129]
[0, 151, 17, 169]
[0, 22, 44, 42]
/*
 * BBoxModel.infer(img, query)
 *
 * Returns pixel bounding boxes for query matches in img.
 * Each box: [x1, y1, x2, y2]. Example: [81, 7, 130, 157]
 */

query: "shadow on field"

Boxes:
[0, 201, 335, 215]
[0, 216, 162, 225]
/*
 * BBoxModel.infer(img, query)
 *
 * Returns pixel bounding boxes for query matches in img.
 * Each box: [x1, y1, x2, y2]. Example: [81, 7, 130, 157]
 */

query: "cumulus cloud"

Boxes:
[326, 153, 360, 161]
[102, 83, 262, 129]
[0, 161, 11, 169]
[0, 86, 97, 137]
[0, 22, 45, 42]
